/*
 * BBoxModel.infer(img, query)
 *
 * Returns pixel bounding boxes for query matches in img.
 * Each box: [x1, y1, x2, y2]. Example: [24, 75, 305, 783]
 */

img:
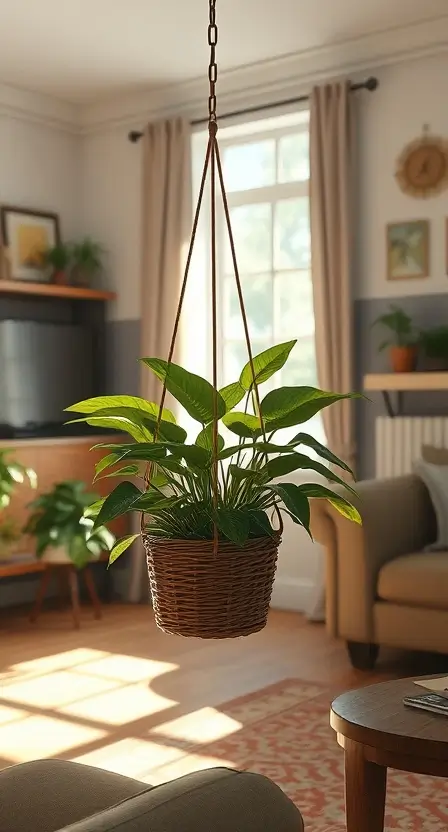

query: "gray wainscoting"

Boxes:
[355, 293, 448, 479]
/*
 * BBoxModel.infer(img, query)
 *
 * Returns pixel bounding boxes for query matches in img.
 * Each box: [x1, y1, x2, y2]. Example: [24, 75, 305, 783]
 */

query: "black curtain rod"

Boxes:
[128, 76, 378, 143]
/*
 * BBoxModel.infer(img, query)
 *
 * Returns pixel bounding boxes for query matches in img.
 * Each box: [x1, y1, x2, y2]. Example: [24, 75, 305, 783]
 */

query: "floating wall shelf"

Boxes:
[0, 280, 116, 302]
[364, 373, 448, 417]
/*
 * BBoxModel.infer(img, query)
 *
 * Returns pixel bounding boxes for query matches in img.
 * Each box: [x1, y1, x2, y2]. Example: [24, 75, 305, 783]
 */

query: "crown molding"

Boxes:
[79, 14, 448, 135]
[0, 82, 80, 134]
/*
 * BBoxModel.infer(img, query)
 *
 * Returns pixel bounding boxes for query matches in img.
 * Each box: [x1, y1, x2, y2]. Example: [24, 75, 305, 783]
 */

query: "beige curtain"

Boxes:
[128, 116, 191, 603]
[309, 81, 356, 475]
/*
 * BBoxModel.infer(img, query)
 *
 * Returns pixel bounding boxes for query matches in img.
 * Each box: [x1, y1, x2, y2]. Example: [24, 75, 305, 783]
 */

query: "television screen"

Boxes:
[0, 320, 96, 436]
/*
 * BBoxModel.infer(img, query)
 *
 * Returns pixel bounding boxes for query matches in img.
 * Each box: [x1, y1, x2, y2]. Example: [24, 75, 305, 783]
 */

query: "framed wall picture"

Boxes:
[0, 205, 60, 282]
[386, 220, 429, 280]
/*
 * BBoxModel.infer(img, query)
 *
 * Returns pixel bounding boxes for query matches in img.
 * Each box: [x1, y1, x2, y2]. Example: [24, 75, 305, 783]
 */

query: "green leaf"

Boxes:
[108, 534, 140, 567]
[195, 425, 225, 453]
[66, 395, 176, 424]
[141, 358, 226, 424]
[268, 482, 311, 533]
[94, 482, 143, 528]
[100, 464, 141, 479]
[70, 407, 187, 444]
[289, 433, 353, 475]
[264, 452, 356, 494]
[240, 341, 296, 391]
[248, 510, 276, 538]
[219, 381, 246, 411]
[215, 508, 250, 546]
[222, 412, 262, 438]
[298, 484, 361, 524]
[228, 464, 263, 484]
[262, 386, 358, 430]
[67, 415, 149, 442]
[166, 444, 211, 469]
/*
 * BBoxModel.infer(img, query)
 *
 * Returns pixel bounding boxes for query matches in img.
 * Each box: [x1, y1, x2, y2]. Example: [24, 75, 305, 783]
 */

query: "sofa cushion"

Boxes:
[378, 551, 448, 610]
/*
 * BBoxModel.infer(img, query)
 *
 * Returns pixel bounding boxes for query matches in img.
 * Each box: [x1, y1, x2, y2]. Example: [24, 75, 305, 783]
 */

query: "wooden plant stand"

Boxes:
[30, 564, 102, 630]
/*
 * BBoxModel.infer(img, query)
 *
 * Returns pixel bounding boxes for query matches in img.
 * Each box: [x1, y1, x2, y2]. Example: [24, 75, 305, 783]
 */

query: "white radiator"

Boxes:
[375, 417, 448, 478]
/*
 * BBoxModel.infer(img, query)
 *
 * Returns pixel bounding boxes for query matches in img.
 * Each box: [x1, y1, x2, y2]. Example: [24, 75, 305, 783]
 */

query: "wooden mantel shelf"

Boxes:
[364, 373, 448, 392]
[364, 372, 448, 418]
[0, 279, 116, 301]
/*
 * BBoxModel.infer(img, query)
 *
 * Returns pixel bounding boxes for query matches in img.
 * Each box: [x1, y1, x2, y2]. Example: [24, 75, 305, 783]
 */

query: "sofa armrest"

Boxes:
[310, 474, 435, 642]
[63, 768, 303, 832]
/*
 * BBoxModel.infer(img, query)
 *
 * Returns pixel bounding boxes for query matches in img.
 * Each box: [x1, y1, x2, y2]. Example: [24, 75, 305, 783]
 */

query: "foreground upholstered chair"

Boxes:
[0, 760, 303, 832]
[311, 473, 448, 669]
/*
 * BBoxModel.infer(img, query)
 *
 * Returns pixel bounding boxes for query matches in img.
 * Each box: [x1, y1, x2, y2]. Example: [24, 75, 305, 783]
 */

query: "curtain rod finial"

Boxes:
[365, 77, 379, 92]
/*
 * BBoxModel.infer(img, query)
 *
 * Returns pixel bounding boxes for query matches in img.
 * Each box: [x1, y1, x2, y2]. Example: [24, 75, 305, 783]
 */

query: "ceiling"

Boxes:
[0, 0, 446, 103]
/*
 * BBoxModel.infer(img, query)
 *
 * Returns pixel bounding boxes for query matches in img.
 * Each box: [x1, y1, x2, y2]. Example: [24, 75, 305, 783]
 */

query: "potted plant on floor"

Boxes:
[71, 237, 105, 287]
[372, 305, 417, 372]
[40, 243, 72, 285]
[419, 325, 448, 371]
[66, 342, 361, 638]
[0, 450, 36, 559]
[24, 480, 115, 569]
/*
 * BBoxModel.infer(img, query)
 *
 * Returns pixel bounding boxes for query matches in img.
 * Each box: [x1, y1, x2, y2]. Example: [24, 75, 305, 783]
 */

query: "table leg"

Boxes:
[84, 566, 102, 619]
[344, 738, 387, 832]
[68, 567, 81, 630]
[29, 569, 52, 623]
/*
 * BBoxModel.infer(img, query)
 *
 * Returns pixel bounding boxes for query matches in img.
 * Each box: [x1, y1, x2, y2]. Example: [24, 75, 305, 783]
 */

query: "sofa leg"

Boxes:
[346, 641, 379, 670]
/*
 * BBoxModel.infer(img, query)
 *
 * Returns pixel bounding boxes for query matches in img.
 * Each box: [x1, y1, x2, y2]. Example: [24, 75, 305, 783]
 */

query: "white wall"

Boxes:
[358, 52, 448, 301]
[0, 115, 80, 239]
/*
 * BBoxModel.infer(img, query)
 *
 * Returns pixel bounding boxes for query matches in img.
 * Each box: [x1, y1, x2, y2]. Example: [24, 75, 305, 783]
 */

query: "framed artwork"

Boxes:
[386, 220, 429, 280]
[0, 205, 60, 282]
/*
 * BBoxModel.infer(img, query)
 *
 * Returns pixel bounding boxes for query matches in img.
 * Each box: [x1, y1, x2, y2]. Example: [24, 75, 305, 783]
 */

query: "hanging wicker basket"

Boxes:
[143, 534, 281, 639]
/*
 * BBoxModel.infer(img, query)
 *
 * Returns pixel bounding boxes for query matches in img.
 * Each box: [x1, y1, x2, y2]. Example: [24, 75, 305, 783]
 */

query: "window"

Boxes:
[183, 112, 324, 444]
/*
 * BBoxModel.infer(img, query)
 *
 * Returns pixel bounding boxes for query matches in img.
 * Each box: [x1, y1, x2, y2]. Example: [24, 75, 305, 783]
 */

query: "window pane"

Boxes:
[224, 274, 272, 339]
[223, 341, 269, 387]
[278, 133, 309, 183]
[224, 203, 272, 274]
[274, 198, 310, 270]
[275, 271, 314, 337]
[280, 336, 317, 388]
[223, 140, 275, 192]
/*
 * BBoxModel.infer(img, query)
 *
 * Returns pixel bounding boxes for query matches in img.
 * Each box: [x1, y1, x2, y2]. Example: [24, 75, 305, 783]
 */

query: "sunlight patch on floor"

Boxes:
[152, 707, 243, 744]
[0, 715, 106, 763]
[0, 705, 29, 727]
[0, 670, 120, 709]
[59, 684, 177, 725]
[78, 655, 178, 684]
[72, 737, 188, 780]
[9, 648, 109, 676]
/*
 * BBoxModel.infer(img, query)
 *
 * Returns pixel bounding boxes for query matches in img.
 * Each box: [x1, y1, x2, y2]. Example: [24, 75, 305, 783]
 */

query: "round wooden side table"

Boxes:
[331, 677, 448, 832]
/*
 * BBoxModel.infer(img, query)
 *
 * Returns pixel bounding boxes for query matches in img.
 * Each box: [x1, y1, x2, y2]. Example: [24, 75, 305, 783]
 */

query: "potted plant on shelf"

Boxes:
[66, 341, 361, 638]
[372, 305, 417, 372]
[40, 243, 72, 285]
[419, 325, 448, 371]
[24, 480, 115, 569]
[71, 237, 105, 287]
[0, 449, 37, 559]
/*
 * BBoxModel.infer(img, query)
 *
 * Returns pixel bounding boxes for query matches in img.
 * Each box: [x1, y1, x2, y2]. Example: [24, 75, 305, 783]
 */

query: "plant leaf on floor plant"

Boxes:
[264, 453, 357, 495]
[195, 424, 225, 453]
[215, 508, 250, 546]
[141, 358, 226, 424]
[240, 341, 296, 390]
[93, 481, 144, 529]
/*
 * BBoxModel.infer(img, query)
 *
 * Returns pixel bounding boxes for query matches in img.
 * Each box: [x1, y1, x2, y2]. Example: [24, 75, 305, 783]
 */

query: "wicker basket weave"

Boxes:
[143, 534, 281, 639]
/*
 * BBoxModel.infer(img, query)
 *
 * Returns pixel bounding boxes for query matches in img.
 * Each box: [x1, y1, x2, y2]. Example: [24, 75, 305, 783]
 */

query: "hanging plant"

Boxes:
[66, 0, 360, 639]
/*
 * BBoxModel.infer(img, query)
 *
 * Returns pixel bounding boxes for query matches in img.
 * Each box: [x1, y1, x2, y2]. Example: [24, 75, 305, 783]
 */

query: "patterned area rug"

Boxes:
[158, 679, 448, 832]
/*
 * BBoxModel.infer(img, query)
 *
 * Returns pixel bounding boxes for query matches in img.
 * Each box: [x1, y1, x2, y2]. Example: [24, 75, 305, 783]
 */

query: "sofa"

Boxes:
[310, 472, 448, 669]
[0, 759, 303, 832]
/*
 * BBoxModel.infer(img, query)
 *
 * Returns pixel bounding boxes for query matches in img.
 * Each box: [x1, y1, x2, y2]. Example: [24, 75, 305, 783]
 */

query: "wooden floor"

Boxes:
[0, 605, 446, 780]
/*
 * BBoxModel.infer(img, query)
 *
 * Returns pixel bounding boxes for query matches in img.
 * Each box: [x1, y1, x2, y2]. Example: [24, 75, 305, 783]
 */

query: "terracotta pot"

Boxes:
[390, 345, 417, 373]
[52, 270, 67, 285]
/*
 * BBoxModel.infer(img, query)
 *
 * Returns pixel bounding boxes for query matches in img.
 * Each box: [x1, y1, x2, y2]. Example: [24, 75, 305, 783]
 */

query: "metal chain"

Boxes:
[208, 0, 218, 124]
